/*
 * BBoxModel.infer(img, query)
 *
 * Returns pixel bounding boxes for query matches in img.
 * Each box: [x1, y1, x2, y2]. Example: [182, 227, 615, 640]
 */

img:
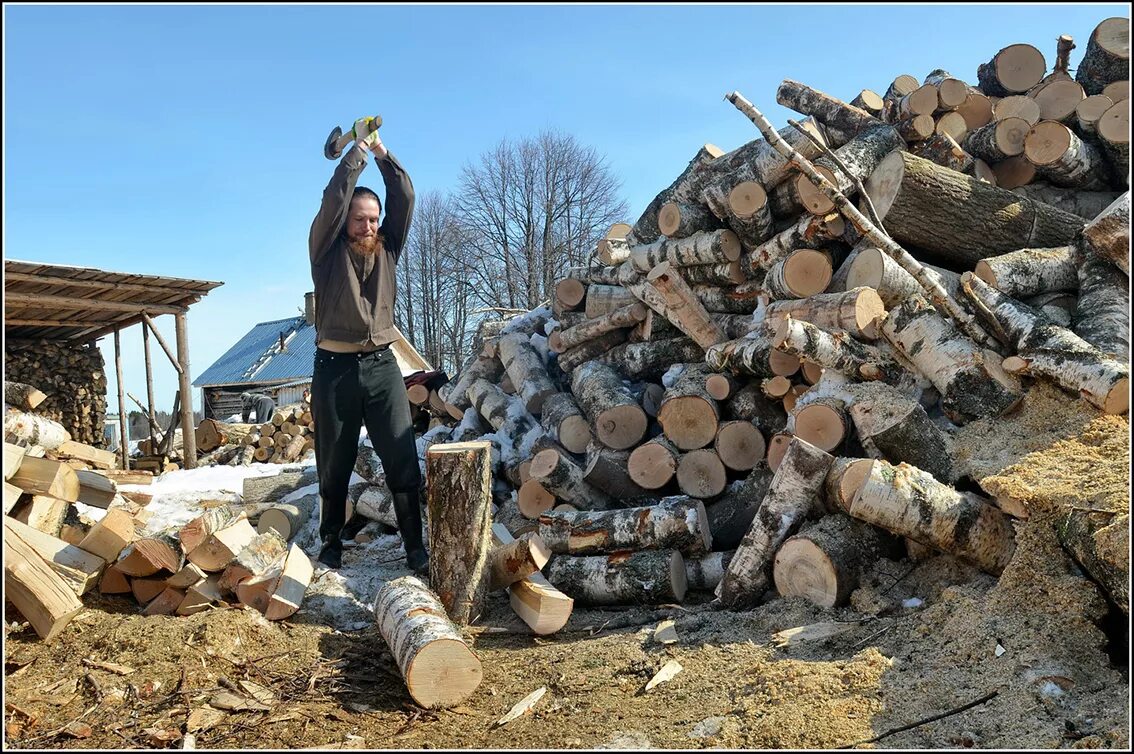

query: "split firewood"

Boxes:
[961, 273, 1129, 413]
[77, 507, 137, 563]
[167, 562, 209, 590]
[142, 587, 187, 616]
[570, 361, 648, 450]
[675, 448, 728, 499]
[4, 381, 47, 411]
[3, 441, 26, 483]
[582, 442, 652, 503]
[98, 563, 131, 595]
[741, 212, 846, 276]
[773, 513, 899, 607]
[556, 329, 631, 373]
[880, 294, 1022, 423]
[115, 534, 181, 577]
[627, 435, 680, 490]
[529, 448, 615, 511]
[537, 498, 711, 556]
[74, 470, 117, 509]
[978, 43, 1046, 96]
[659, 364, 721, 450]
[973, 245, 1080, 298]
[1075, 17, 1130, 95]
[763, 287, 886, 341]
[485, 524, 551, 591]
[217, 530, 289, 597]
[1024, 120, 1111, 191]
[499, 332, 558, 414]
[685, 550, 734, 592]
[715, 436, 834, 607]
[176, 574, 223, 616]
[426, 442, 494, 625]
[1081, 191, 1130, 274]
[544, 549, 687, 606]
[256, 500, 312, 542]
[263, 543, 313, 621]
[372, 575, 483, 708]
[4, 410, 70, 451]
[11, 494, 69, 537]
[492, 525, 574, 634]
[185, 513, 258, 572]
[848, 459, 1017, 574]
[714, 420, 766, 472]
[3, 522, 85, 640]
[3, 516, 104, 596]
[772, 317, 909, 386]
[845, 383, 954, 483]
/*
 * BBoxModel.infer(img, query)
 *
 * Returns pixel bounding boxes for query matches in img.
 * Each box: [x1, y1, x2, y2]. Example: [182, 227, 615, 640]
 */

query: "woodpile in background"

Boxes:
[385, 17, 1130, 628]
[4, 340, 108, 447]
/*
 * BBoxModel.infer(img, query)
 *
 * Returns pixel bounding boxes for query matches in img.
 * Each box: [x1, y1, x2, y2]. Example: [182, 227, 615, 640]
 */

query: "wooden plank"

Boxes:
[3, 520, 85, 640]
[54, 440, 117, 470]
[4, 442, 27, 480]
[8, 455, 80, 502]
[3, 516, 105, 595]
[75, 470, 117, 509]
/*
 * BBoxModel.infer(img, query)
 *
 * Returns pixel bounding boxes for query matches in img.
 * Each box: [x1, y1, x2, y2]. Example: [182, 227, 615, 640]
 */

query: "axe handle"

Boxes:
[334, 116, 382, 156]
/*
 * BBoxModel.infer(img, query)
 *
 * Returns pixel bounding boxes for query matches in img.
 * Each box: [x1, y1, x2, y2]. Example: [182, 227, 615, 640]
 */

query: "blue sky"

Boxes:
[3, 2, 1126, 425]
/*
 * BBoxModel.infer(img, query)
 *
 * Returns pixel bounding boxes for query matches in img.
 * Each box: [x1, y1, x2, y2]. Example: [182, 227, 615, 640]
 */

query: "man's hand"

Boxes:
[354, 117, 387, 159]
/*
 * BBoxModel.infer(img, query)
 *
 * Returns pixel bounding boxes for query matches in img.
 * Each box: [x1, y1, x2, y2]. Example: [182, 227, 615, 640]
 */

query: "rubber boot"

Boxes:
[317, 536, 342, 570]
[392, 491, 429, 577]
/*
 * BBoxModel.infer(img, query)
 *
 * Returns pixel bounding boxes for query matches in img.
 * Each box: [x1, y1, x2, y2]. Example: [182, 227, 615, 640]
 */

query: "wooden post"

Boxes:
[175, 312, 197, 469]
[114, 329, 129, 470]
[142, 323, 158, 439]
[140, 312, 183, 374]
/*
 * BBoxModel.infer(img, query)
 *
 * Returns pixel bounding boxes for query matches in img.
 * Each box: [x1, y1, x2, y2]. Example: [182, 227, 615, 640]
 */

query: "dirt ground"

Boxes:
[3, 383, 1129, 750]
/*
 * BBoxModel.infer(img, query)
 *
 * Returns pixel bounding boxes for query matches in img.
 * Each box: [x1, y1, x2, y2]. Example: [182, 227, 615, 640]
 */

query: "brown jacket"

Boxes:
[309, 143, 414, 348]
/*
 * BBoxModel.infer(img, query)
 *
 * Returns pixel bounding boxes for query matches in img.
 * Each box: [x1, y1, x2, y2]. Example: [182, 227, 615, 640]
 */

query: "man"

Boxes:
[240, 391, 276, 423]
[308, 118, 425, 574]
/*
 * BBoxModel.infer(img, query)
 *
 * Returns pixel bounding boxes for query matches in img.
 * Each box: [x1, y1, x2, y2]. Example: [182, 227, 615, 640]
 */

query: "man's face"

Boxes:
[347, 196, 381, 254]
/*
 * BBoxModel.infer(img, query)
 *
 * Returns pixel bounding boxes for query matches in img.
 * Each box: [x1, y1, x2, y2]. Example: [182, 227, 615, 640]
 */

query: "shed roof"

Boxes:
[4, 259, 222, 342]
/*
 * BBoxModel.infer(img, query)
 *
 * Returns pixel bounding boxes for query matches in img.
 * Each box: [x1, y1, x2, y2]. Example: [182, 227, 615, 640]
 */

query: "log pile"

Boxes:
[3, 341, 109, 447]
[419, 18, 1129, 620]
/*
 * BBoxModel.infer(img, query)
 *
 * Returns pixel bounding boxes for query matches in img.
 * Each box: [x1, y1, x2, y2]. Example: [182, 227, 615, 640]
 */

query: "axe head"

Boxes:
[324, 126, 344, 160]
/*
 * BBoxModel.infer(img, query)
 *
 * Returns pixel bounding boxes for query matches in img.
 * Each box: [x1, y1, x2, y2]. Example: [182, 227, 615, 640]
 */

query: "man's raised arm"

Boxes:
[375, 150, 415, 263]
[309, 144, 369, 265]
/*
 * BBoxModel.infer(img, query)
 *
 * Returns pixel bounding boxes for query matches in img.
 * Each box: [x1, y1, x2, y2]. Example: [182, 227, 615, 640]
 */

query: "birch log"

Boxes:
[686, 550, 734, 592]
[1024, 120, 1111, 190]
[537, 498, 711, 555]
[626, 144, 726, 246]
[772, 317, 909, 385]
[444, 355, 505, 419]
[498, 333, 558, 414]
[570, 361, 648, 450]
[1075, 17, 1131, 95]
[794, 124, 906, 215]
[554, 303, 647, 353]
[715, 436, 834, 607]
[657, 201, 722, 239]
[627, 435, 680, 490]
[763, 287, 885, 341]
[4, 382, 47, 411]
[773, 513, 897, 607]
[544, 550, 687, 606]
[977, 43, 1047, 96]
[645, 262, 728, 349]
[659, 364, 721, 450]
[373, 576, 484, 708]
[556, 329, 630, 373]
[849, 459, 1016, 574]
[776, 79, 883, 137]
[529, 448, 615, 511]
[705, 335, 776, 379]
[846, 247, 961, 306]
[741, 212, 847, 276]
[540, 393, 591, 455]
[4, 411, 70, 450]
[594, 337, 706, 382]
[1081, 192, 1130, 274]
[845, 383, 954, 483]
[963, 117, 1030, 162]
[629, 229, 742, 272]
[973, 246, 1081, 298]
[1075, 256, 1130, 360]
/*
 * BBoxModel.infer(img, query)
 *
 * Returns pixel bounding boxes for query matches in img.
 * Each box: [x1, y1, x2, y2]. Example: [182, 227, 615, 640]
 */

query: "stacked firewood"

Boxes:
[186, 404, 315, 467]
[405, 17, 1130, 617]
[4, 341, 109, 447]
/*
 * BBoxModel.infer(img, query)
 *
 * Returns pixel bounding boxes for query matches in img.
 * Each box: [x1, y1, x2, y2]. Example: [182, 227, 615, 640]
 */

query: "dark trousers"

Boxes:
[311, 347, 420, 542]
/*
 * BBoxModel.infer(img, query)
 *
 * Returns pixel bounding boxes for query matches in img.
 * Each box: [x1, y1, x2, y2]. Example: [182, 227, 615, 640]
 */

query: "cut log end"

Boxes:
[992, 44, 1048, 93]
[715, 421, 766, 472]
[766, 433, 792, 472]
[729, 182, 769, 222]
[595, 405, 648, 451]
[773, 538, 840, 608]
[793, 402, 847, 452]
[1024, 120, 1073, 166]
[558, 415, 592, 455]
[555, 278, 587, 308]
[518, 479, 556, 519]
[627, 441, 678, 490]
[769, 349, 801, 378]
[783, 249, 833, 297]
[795, 165, 839, 216]
[676, 449, 727, 499]
[705, 374, 735, 401]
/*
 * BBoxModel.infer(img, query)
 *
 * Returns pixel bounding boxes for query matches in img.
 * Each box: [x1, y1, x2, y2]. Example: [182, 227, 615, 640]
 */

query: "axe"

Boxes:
[324, 115, 383, 160]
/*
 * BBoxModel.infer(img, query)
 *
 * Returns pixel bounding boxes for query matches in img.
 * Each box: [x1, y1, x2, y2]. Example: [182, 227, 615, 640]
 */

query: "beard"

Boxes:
[347, 234, 382, 256]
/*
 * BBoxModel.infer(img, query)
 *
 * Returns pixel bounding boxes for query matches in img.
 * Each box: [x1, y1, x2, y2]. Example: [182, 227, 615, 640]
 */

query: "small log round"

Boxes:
[714, 421, 766, 472]
[676, 448, 728, 499]
[978, 43, 1046, 96]
[627, 435, 679, 490]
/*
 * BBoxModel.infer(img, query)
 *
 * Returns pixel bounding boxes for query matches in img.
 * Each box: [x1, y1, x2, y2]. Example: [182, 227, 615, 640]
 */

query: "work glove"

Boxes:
[353, 117, 384, 155]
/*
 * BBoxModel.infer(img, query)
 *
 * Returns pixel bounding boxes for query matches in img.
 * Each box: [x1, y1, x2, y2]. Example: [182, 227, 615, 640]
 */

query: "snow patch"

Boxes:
[661, 364, 686, 389]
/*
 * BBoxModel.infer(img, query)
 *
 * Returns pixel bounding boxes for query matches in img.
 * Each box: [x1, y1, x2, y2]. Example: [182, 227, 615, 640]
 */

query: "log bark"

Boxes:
[584, 284, 636, 319]
[964, 117, 1030, 162]
[849, 459, 1016, 574]
[716, 436, 834, 607]
[864, 150, 1085, 267]
[685, 550, 734, 592]
[556, 328, 631, 373]
[582, 442, 652, 503]
[908, 133, 974, 174]
[724, 380, 788, 436]
[1097, 100, 1130, 183]
[593, 336, 706, 382]
[794, 124, 906, 215]
[529, 448, 615, 511]
[704, 468, 775, 552]
[630, 229, 742, 272]
[444, 355, 505, 419]
[1081, 191, 1130, 274]
[845, 384, 954, 483]
[880, 294, 1022, 423]
[1072, 254, 1130, 361]
[570, 361, 648, 450]
[851, 89, 885, 115]
[764, 287, 886, 341]
[627, 144, 726, 246]
[115, 534, 181, 577]
[1024, 120, 1111, 190]
[1058, 508, 1128, 615]
[1025, 291, 1077, 328]
[466, 379, 536, 442]
[4, 382, 48, 411]
[554, 303, 647, 353]
[961, 272, 1128, 413]
[973, 245, 1080, 298]
[773, 513, 897, 607]
[426, 442, 494, 625]
[4, 410, 70, 450]
[544, 549, 687, 606]
[772, 317, 909, 386]
[4, 522, 85, 640]
[741, 212, 847, 276]
[1075, 17, 1131, 95]
[373, 575, 484, 708]
[644, 262, 727, 349]
[540, 393, 591, 455]
[848, 248, 962, 309]
[705, 334, 776, 379]
[978, 43, 1047, 96]
[1075, 94, 1114, 140]
[776, 79, 883, 137]
[1010, 183, 1122, 220]
[671, 261, 745, 287]
[714, 420, 765, 472]
[692, 282, 768, 314]
[499, 332, 558, 414]
[659, 364, 721, 450]
[537, 498, 710, 556]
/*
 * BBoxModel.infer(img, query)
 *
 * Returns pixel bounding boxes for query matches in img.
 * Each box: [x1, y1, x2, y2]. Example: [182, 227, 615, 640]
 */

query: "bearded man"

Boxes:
[307, 120, 425, 574]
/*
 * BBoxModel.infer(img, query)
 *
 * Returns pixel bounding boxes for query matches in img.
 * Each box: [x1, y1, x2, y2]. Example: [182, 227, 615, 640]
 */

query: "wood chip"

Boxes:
[208, 691, 271, 712]
[142, 727, 181, 746]
[653, 619, 679, 644]
[643, 660, 683, 692]
[265, 713, 300, 725]
[494, 686, 547, 726]
[62, 721, 93, 739]
[771, 621, 859, 648]
[238, 680, 276, 706]
[81, 658, 135, 675]
[448, 706, 477, 716]
[187, 707, 226, 733]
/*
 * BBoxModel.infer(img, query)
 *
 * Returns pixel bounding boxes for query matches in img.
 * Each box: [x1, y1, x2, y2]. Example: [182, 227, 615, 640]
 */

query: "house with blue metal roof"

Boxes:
[192, 296, 432, 420]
